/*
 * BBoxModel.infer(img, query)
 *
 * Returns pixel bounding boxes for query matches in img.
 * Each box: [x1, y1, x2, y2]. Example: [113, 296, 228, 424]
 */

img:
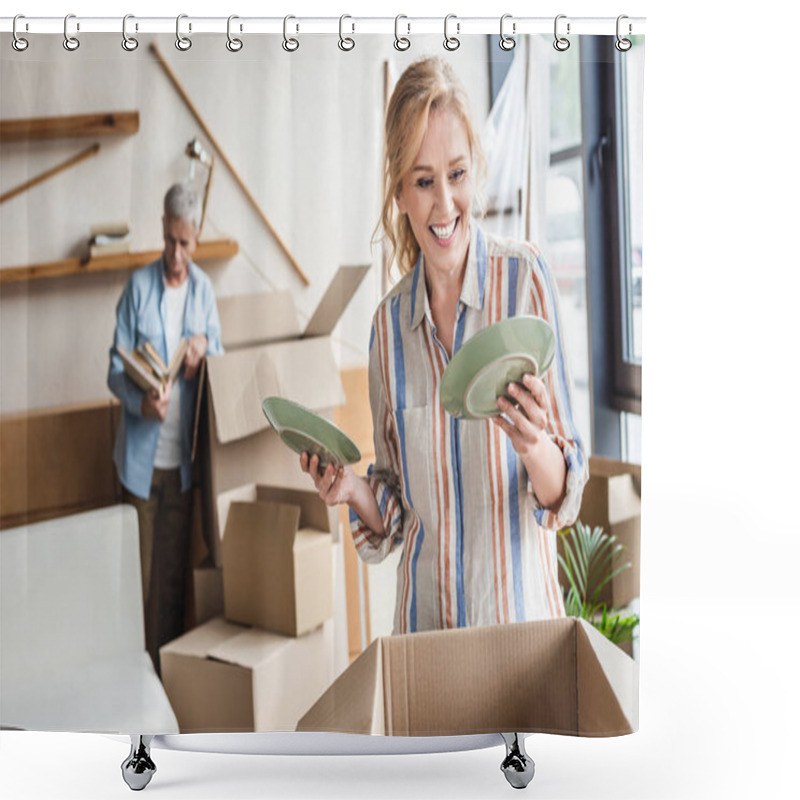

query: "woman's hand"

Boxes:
[300, 452, 356, 507]
[492, 373, 550, 458]
[493, 373, 568, 511]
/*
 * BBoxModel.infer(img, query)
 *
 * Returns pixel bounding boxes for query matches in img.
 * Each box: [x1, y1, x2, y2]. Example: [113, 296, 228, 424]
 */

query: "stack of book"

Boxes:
[88, 221, 131, 259]
[117, 339, 188, 395]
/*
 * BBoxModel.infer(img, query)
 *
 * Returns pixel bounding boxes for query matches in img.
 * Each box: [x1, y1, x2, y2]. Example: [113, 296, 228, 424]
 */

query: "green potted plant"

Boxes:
[558, 521, 640, 651]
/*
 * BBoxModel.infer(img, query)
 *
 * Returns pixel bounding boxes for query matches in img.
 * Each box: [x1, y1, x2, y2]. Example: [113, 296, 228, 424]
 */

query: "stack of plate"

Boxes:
[261, 397, 361, 469]
[440, 316, 556, 420]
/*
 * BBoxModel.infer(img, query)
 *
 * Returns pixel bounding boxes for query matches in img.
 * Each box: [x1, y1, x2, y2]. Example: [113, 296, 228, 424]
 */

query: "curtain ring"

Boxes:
[394, 15, 410, 51]
[12, 15, 29, 52]
[282, 15, 299, 52]
[443, 14, 460, 51]
[338, 14, 355, 51]
[499, 14, 515, 51]
[122, 14, 138, 51]
[553, 14, 570, 52]
[175, 14, 192, 51]
[63, 13, 80, 51]
[616, 15, 632, 52]
[226, 15, 243, 52]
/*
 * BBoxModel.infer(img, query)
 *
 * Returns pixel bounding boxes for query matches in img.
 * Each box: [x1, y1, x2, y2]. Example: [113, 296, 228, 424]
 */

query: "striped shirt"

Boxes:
[350, 225, 588, 634]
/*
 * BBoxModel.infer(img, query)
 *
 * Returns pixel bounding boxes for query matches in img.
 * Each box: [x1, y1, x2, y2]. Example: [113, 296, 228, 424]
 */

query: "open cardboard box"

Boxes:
[219, 484, 335, 637]
[200, 265, 369, 566]
[297, 618, 638, 737]
[160, 615, 334, 733]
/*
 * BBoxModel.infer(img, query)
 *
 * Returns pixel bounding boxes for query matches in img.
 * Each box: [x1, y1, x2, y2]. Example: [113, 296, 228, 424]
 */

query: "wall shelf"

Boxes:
[0, 238, 239, 285]
[0, 112, 140, 143]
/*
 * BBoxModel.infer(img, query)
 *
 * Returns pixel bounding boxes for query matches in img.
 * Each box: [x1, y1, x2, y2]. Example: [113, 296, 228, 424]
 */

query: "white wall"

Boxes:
[0, 34, 490, 415]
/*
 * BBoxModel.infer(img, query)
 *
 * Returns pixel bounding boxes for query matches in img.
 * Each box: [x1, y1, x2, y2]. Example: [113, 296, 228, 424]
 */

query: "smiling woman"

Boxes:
[301, 57, 588, 635]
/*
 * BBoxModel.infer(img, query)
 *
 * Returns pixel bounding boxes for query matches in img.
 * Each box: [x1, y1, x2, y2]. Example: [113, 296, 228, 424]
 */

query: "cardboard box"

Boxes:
[297, 618, 638, 737]
[202, 265, 369, 566]
[220, 486, 334, 637]
[564, 456, 641, 609]
[160, 615, 334, 733]
[192, 559, 223, 626]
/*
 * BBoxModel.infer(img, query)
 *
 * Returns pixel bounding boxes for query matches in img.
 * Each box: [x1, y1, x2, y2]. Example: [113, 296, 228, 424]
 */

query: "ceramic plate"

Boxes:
[261, 397, 361, 468]
[440, 316, 556, 420]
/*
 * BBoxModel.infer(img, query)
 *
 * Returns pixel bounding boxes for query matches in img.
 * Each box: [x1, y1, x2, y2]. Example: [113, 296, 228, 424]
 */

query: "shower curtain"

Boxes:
[0, 25, 644, 741]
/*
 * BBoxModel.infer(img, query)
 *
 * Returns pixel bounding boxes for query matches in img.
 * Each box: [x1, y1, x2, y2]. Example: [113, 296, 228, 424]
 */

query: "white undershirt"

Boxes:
[154, 281, 189, 469]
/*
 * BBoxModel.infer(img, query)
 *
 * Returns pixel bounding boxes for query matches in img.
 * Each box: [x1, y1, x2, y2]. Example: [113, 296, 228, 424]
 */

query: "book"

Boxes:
[117, 338, 188, 395]
[88, 222, 131, 259]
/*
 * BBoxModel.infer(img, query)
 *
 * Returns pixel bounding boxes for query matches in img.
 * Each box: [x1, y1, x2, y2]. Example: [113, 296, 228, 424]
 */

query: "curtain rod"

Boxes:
[0, 16, 646, 37]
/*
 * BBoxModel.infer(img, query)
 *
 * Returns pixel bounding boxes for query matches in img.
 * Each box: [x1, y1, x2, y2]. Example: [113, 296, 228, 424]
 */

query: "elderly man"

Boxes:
[108, 182, 222, 674]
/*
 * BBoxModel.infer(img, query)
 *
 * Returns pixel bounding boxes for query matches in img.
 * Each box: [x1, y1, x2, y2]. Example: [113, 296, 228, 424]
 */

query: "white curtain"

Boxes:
[481, 36, 551, 248]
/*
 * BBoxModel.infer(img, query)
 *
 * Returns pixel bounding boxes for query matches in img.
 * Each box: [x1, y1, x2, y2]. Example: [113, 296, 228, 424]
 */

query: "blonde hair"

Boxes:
[378, 57, 487, 276]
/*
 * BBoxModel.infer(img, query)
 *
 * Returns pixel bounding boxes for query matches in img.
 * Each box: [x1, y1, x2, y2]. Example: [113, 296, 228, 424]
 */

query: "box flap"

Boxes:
[216, 484, 257, 542]
[223, 500, 301, 548]
[159, 616, 243, 659]
[217, 291, 302, 349]
[254, 485, 336, 533]
[265, 338, 345, 411]
[302, 265, 371, 338]
[206, 348, 281, 444]
[576, 619, 638, 735]
[296, 638, 385, 734]
[207, 626, 294, 670]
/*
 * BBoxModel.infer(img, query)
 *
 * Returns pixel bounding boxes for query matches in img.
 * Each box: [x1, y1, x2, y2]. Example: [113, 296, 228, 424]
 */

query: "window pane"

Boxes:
[545, 156, 591, 453]
[622, 411, 642, 465]
[620, 37, 645, 364]
[549, 37, 582, 153]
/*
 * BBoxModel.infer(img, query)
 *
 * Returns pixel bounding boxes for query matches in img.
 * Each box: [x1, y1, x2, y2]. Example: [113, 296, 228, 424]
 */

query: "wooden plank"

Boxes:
[0, 400, 121, 526]
[0, 112, 140, 142]
[0, 238, 238, 284]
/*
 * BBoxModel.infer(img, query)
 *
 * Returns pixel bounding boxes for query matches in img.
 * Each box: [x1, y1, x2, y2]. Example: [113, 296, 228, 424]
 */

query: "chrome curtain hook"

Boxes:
[394, 14, 410, 51]
[444, 14, 460, 51]
[226, 15, 243, 52]
[175, 14, 192, 51]
[63, 13, 80, 51]
[499, 14, 516, 51]
[12, 14, 29, 52]
[616, 15, 632, 52]
[122, 14, 139, 51]
[282, 15, 299, 52]
[338, 14, 355, 51]
[553, 14, 570, 52]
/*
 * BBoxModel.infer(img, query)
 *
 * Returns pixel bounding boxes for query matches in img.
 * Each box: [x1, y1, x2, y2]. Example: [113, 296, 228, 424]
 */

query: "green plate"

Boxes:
[261, 396, 361, 468]
[440, 316, 556, 419]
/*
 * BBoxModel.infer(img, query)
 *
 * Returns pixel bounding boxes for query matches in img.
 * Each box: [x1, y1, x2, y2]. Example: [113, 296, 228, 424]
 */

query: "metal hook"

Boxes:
[226, 15, 243, 52]
[499, 14, 516, 51]
[63, 13, 80, 51]
[616, 15, 632, 52]
[175, 14, 192, 51]
[339, 14, 355, 51]
[394, 14, 411, 51]
[12, 15, 29, 52]
[122, 14, 138, 51]
[444, 14, 460, 51]
[282, 15, 299, 52]
[553, 14, 570, 52]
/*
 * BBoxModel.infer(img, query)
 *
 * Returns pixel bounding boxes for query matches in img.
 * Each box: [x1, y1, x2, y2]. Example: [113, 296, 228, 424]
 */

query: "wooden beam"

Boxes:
[149, 42, 310, 287]
[0, 112, 140, 143]
[0, 143, 100, 204]
[0, 238, 239, 285]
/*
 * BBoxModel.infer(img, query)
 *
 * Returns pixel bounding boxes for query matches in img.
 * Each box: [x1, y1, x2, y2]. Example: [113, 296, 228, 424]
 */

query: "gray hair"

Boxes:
[163, 182, 201, 231]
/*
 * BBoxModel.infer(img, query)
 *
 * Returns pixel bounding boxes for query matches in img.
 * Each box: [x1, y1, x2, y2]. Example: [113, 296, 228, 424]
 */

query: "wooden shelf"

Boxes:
[0, 239, 239, 285]
[0, 112, 140, 143]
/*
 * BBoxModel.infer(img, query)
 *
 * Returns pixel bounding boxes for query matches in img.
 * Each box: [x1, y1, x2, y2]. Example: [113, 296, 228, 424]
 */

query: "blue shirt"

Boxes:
[107, 257, 223, 499]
